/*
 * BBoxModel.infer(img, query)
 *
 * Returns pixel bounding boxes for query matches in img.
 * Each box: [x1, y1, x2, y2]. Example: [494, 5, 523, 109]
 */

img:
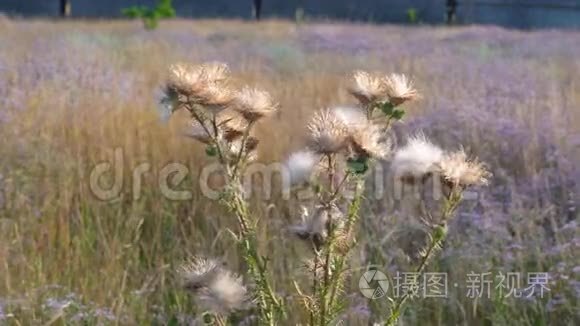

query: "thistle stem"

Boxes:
[226, 178, 284, 324]
[326, 177, 364, 315]
[385, 189, 462, 326]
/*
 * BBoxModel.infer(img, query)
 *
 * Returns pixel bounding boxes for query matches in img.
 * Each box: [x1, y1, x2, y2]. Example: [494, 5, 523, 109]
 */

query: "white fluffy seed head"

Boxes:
[196, 270, 248, 314]
[285, 150, 320, 186]
[332, 106, 367, 127]
[232, 86, 278, 122]
[391, 134, 443, 181]
[384, 73, 419, 106]
[437, 149, 491, 187]
[178, 258, 248, 315]
[348, 70, 388, 105]
[178, 258, 220, 291]
[307, 109, 349, 154]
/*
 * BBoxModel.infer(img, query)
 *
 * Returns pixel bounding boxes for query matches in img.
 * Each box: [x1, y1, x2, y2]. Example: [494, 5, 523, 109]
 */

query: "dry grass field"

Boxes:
[0, 18, 579, 325]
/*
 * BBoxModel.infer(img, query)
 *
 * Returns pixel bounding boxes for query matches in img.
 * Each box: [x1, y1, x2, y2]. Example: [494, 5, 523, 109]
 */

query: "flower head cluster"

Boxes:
[179, 258, 249, 315]
[392, 135, 491, 188]
[349, 70, 419, 107]
[162, 61, 278, 163]
[287, 70, 417, 251]
[163, 62, 234, 113]
[306, 108, 391, 160]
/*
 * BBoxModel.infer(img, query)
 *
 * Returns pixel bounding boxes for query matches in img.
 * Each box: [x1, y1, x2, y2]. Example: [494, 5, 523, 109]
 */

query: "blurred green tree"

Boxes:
[122, 0, 176, 30]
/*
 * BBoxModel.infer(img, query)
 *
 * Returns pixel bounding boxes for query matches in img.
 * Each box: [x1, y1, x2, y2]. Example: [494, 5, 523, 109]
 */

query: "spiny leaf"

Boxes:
[347, 157, 369, 174]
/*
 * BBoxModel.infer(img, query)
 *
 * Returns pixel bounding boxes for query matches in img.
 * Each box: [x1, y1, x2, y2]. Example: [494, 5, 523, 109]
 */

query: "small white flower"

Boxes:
[391, 134, 443, 181]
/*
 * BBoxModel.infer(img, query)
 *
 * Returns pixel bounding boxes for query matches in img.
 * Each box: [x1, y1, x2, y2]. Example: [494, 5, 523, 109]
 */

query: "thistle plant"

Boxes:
[385, 146, 490, 325]
[160, 62, 490, 325]
[160, 62, 283, 324]
[286, 70, 419, 324]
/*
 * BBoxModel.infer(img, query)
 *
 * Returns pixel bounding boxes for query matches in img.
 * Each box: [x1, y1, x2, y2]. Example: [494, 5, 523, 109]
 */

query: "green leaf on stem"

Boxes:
[391, 109, 406, 120]
[205, 145, 218, 157]
[379, 102, 395, 116]
[347, 157, 369, 174]
[433, 224, 448, 241]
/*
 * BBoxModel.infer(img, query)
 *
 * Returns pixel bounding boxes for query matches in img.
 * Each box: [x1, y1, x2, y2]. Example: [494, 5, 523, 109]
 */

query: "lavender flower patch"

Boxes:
[9, 35, 140, 105]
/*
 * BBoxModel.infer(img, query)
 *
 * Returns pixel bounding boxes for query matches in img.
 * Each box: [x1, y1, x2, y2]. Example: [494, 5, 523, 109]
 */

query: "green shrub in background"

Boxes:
[407, 7, 419, 24]
[122, 0, 175, 30]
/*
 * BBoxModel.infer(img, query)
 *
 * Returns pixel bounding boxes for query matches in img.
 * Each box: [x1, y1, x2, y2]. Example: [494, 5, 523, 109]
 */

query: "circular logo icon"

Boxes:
[359, 269, 389, 299]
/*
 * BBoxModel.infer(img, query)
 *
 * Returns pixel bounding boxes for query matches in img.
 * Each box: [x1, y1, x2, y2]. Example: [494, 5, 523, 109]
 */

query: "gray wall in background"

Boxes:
[1, 0, 579, 29]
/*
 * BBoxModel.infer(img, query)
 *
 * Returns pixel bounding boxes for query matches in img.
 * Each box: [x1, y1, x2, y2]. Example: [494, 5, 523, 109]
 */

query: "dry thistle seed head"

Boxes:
[165, 62, 232, 112]
[192, 83, 236, 113]
[437, 149, 491, 187]
[348, 123, 391, 160]
[307, 109, 349, 155]
[348, 70, 388, 106]
[178, 258, 248, 315]
[167, 63, 207, 97]
[197, 270, 249, 314]
[286, 150, 321, 186]
[232, 87, 278, 123]
[178, 257, 220, 291]
[391, 134, 444, 184]
[199, 61, 230, 82]
[383, 73, 419, 106]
